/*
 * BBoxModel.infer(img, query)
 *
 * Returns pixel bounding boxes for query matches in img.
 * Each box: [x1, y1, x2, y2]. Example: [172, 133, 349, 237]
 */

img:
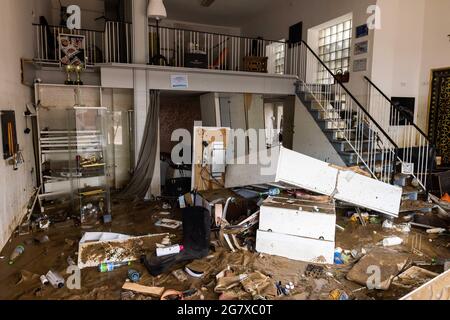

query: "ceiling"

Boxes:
[163, 0, 275, 27]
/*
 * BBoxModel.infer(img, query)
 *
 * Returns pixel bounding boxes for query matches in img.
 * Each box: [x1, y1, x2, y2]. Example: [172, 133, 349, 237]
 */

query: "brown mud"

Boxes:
[0, 198, 448, 300]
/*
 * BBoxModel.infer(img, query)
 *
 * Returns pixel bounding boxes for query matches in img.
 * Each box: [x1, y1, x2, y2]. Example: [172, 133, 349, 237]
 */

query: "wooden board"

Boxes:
[122, 283, 165, 297]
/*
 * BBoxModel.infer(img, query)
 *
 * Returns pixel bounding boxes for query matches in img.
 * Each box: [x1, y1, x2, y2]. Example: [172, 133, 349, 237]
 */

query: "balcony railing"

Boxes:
[148, 24, 288, 74]
[33, 21, 132, 66]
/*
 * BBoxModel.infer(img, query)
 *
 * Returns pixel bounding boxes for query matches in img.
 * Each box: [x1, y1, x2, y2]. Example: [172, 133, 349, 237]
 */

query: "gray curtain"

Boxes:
[120, 90, 160, 199]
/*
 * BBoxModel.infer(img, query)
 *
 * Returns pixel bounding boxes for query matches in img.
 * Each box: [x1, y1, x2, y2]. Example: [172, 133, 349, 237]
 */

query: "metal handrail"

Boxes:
[364, 76, 431, 142]
[301, 40, 399, 149]
[149, 24, 287, 44]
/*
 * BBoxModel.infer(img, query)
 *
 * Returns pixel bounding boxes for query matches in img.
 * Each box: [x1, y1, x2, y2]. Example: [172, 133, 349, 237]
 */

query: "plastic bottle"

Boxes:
[98, 261, 131, 273]
[9, 245, 25, 265]
[156, 244, 184, 257]
[127, 269, 141, 283]
[260, 188, 281, 197]
[382, 236, 403, 247]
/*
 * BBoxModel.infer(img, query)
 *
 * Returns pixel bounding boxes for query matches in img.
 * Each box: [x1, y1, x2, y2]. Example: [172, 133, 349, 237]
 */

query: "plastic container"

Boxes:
[156, 244, 184, 257]
[9, 245, 25, 265]
[127, 269, 141, 283]
[382, 236, 403, 247]
[98, 261, 131, 273]
[46, 270, 65, 288]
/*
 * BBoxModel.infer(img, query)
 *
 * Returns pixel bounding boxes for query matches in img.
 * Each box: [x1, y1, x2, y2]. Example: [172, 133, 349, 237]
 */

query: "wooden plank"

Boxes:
[400, 269, 450, 300]
[122, 283, 165, 297]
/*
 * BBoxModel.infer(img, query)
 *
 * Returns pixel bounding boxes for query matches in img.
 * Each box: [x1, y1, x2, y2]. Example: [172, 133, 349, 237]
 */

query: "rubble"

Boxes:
[346, 248, 410, 290]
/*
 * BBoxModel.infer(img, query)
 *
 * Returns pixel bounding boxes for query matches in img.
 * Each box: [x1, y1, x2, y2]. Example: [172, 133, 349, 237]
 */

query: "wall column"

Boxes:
[132, 0, 161, 197]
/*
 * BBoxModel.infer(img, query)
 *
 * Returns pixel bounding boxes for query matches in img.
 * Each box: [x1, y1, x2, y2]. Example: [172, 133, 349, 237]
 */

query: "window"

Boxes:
[318, 19, 352, 84]
[267, 41, 286, 74]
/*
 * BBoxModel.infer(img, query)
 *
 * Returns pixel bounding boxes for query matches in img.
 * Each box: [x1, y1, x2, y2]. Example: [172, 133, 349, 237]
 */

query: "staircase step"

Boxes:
[331, 139, 372, 152]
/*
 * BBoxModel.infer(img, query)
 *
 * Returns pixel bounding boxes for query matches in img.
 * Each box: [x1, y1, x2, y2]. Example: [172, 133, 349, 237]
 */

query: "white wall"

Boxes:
[242, 0, 376, 100]
[0, 0, 38, 250]
[372, 0, 450, 133]
[417, 0, 450, 131]
[293, 98, 346, 166]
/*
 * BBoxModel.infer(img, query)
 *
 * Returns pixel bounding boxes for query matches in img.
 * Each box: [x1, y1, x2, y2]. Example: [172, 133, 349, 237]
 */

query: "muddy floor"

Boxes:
[0, 197, 449, 300]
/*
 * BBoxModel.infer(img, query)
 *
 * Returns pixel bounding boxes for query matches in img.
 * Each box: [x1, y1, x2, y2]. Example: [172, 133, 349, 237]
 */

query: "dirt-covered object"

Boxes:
[78, 234, 168, 268]
[346, 248, 410, 290]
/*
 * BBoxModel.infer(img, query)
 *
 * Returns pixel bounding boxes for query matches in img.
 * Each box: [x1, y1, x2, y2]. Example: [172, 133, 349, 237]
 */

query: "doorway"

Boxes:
[428, 68, 450, 166]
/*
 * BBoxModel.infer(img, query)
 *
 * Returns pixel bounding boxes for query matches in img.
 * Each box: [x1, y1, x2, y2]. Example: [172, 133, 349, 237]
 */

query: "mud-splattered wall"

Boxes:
[159, 95, 202, 154]
[0, 0, 40, 250]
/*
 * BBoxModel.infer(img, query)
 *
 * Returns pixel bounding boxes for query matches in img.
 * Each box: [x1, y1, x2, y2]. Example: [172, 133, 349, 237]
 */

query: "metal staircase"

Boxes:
[289, 41, 399, 185]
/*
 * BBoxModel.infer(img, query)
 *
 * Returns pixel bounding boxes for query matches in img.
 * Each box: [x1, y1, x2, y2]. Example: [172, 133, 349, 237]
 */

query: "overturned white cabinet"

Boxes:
[256, 196, 336, 264]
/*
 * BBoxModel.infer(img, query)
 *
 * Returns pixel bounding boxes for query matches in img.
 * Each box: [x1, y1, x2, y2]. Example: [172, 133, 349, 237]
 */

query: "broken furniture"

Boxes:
[256, 196, 336, 264]
[275, 147, 403, 217]
[35, 84, 111, 224]
[77, 232, 168, 269]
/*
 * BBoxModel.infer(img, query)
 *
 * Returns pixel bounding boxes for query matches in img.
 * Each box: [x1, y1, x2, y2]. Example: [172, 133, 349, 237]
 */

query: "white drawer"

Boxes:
[256, 230, 334, 264]
[259, 197, 336, 241]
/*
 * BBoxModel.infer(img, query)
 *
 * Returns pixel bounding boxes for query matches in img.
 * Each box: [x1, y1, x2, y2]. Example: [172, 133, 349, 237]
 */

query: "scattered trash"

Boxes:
[161, 289, 184, 300]
[67, 256, 76, 266]
[46, 270, 65, 289]
[156, 244, 184, 257]
[426, 228, 446, 234]
[382, 220, 394, 229]
[40, 275, 49, 285]
[382, 236, 403, 247]
[305, 264, 325, 278]
[98, 262, 131, 273]
[172, 269, 188, 282]
[155, 218, 182, 229]
[329, 289, 349, 300]
[103, 214, 112, 224]
[214, 274, 248, 293]
[127, 269, 141, 283]
[9, 245, 25, 265]
[162, 203, 171, 210]
[35, 235, 50, 244]
[65, 238, 75, 247]
[334, 248, 344, 265]
[39, 219, 50, 230]
[393, 266, 438, 289]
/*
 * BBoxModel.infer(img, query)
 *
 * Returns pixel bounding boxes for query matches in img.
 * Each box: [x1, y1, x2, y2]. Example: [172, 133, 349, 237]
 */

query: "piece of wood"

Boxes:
[122, 283, 165, 297]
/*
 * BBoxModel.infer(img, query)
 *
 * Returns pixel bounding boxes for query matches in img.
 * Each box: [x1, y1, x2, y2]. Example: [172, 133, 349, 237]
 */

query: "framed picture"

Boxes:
[353, 58, 367, 72]
[356, 24, 369, 38]
[1, 111, 18, 160]
[58, 34, 86, 68]
[354, 41, 369, 55]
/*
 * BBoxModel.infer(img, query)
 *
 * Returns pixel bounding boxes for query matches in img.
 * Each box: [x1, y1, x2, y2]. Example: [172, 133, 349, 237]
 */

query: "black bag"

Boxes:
[141, 206, 211, 276]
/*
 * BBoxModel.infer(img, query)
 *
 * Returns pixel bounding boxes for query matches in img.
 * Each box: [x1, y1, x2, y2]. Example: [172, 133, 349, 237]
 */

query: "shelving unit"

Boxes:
[35, 84, 111, 225]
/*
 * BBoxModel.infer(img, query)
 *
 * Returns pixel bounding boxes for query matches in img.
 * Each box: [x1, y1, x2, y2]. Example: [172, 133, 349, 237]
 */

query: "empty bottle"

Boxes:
[259, 188, 281, 197]
[9, 245, 25, 265]
[382, 236, 403, 247]
[98, 261, 131, 273]
[127, 269, 141, 283]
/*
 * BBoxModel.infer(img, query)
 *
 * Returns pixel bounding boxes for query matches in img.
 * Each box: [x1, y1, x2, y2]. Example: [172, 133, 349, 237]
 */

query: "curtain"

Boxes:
[120, 90, 160, 199]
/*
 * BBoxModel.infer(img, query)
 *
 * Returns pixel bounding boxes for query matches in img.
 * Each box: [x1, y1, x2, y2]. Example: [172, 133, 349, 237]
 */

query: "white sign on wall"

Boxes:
[170, 75, 189, 89]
